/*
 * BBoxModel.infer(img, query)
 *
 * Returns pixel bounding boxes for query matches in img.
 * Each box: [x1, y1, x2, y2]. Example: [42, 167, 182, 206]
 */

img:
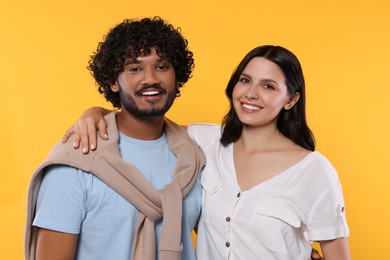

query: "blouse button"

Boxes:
[226, 217, 231, 222]
[237, 192, 241, 198]
[225, 242, 230, 247]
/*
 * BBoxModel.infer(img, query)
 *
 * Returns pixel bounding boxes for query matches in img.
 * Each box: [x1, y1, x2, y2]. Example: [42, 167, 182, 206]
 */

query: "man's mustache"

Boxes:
[135, 85, 167, 95]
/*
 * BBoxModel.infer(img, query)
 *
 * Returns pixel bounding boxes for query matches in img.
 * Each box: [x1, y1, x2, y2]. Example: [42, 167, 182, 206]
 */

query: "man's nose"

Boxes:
[142, 68, 159, 85]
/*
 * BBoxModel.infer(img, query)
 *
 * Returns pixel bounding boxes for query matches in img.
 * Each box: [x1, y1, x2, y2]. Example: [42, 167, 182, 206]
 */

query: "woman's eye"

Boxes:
[264, 84, 275, 90]
[239, 77, 250, 84]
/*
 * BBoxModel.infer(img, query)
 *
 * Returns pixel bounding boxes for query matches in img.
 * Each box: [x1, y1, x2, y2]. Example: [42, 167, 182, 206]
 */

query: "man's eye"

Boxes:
[157, 64, 169, 70]
[128, 67, 141, 72]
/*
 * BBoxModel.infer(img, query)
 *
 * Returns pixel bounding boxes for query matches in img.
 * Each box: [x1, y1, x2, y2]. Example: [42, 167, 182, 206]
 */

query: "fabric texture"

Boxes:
[188, 124, 349, 260]
[31, 131, 201, 259]
[25, 112, 206, 260]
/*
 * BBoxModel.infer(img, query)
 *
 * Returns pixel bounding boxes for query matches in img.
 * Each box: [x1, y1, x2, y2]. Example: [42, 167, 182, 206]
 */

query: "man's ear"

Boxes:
[284, 92, 300, 110]
[111, 82, 119, 92]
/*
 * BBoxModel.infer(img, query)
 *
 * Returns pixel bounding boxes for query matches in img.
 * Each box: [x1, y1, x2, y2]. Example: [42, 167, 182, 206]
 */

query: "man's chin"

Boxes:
[124, 107, 169, 117]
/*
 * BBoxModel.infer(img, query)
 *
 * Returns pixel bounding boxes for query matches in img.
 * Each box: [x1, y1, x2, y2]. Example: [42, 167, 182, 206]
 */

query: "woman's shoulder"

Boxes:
[306, 151, 335, 167]
[299, 151, 340, 182]
[187, 123, 221, 137]
[187, 123, 222, 148]
[188, 122, 221, 129]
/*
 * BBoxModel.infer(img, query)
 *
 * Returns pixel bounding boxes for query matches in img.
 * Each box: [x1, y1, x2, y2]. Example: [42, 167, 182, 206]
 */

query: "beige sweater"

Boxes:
[25, 112, 206, 260]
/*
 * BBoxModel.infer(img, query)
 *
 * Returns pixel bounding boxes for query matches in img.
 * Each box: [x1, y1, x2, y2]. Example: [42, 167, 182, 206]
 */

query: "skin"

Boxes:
[61, 57, 350, 260]
[233, 57, 300, 131]
[36, 229, 78, 260]
[320, 238, 351, 260]
[37, 47, 178, 258]
[111, 47, 178, 140]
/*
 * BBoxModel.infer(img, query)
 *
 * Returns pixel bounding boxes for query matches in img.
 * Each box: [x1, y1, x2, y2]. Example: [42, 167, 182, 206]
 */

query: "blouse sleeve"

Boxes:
[306, 155, 350, 241]
[187, 123, 221, 150]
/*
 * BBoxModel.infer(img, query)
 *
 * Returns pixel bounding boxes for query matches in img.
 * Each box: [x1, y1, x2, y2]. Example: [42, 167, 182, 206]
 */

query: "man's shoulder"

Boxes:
[42, 123, 120, 176]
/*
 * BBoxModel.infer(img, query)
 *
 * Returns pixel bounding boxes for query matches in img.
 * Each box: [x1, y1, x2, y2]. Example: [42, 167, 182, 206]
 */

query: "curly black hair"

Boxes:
[88, 17, 194, 108]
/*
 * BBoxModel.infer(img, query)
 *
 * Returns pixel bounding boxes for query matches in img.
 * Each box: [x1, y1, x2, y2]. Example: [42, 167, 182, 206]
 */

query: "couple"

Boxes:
[25, 17, 350, 259]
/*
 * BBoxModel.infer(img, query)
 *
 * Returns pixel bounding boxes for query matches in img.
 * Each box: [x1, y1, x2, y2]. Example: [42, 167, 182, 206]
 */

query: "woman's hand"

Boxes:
[62, 107, 111, 153]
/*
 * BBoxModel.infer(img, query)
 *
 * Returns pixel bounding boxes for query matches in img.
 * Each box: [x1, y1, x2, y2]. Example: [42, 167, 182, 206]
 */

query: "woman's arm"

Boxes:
[36, 228, 79, 260]
[319, 237, 350, 260]
[62, 107, 112, 153]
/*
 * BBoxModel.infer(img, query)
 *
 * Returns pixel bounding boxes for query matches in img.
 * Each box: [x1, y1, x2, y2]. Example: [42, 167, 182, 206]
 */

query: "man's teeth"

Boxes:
[243, 103, 260, 110]
[142, 90, 160, 96]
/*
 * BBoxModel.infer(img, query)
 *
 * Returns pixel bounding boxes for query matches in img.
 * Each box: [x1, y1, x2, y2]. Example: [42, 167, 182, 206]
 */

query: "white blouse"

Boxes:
[188, 124, 349, 260]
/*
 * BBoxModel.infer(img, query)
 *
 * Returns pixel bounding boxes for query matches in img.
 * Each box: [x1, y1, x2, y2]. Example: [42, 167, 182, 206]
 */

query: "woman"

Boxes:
[64, 45, 350, 259]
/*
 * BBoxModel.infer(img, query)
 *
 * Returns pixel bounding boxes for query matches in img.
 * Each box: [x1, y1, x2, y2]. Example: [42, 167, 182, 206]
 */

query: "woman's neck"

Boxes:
[237, 124, 289, 153]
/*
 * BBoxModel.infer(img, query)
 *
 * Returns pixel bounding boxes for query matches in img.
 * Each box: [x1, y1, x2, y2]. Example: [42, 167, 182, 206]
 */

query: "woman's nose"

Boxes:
[245, 87, 259, 100]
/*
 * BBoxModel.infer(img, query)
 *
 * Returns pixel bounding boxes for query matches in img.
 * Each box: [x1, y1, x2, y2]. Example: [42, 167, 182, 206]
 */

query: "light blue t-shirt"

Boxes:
[33, 132, 202, 260]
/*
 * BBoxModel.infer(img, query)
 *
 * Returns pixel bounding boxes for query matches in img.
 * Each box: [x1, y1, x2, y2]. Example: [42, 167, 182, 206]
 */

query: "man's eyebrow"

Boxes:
[124, 59, 140, 65]
[155, 57, 166, 62]
[124, 57, 166, 66]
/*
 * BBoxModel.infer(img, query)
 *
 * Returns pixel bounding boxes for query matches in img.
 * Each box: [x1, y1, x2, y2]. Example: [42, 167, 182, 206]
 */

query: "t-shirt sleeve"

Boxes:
[306, 155, 350, 241]
[32, 165, 88, 234]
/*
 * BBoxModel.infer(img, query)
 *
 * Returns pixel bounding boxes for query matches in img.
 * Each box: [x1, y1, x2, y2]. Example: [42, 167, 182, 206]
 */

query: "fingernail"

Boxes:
[90, 144, 95, 150]
[73, 142, 77, 148]
[104, 134, 109, 139]
[82, 147, 87, 153]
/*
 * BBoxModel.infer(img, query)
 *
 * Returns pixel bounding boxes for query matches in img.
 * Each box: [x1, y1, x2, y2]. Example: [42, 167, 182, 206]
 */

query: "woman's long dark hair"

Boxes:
[220, 45, 315, 151]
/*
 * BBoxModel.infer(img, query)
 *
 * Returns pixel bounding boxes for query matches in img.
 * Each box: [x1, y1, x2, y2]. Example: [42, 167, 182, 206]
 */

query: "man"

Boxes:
[25, 17, 205, 260]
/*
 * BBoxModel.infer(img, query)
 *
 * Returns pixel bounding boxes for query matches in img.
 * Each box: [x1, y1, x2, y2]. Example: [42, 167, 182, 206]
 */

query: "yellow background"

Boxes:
[1, 0, 389, 259]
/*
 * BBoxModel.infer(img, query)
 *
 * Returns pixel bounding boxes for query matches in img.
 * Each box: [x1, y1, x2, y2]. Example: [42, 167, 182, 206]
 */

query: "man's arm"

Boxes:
[36, 228, 79, 260]
[319, 237, 350, 260]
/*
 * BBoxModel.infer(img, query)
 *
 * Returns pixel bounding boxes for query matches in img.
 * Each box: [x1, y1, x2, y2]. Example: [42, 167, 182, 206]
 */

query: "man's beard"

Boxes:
[118, 84, 177, 117]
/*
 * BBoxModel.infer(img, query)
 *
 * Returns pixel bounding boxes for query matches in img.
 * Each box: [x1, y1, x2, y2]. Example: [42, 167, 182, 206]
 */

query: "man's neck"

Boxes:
[116, 111, 165, 140]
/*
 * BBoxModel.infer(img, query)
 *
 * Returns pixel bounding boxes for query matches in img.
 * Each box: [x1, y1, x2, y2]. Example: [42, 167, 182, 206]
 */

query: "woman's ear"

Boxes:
[284, 92, 300, 110]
